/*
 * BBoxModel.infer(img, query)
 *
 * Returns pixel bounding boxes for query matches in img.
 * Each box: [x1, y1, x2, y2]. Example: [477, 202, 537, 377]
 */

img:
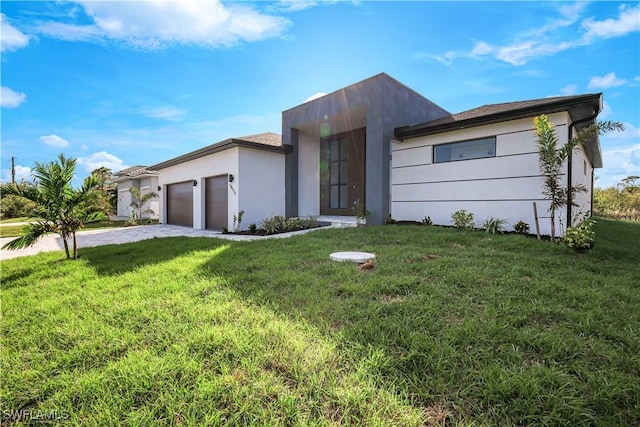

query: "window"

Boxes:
[434, 137, 496, 163]
[329, 137, 348, 209]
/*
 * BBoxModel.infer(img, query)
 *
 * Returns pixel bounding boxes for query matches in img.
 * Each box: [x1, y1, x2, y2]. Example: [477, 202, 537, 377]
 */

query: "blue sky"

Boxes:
[1, 1, 638, 188]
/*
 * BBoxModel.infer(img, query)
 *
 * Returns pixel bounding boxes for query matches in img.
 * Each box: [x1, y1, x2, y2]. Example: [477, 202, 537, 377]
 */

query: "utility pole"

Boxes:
[11, 156, 16, 184]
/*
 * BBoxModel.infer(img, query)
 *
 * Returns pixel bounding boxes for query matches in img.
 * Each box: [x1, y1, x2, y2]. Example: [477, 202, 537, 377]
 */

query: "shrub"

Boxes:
[300, 215, 319, 229]
[233, 210, 244, 232]
[352, 199, 370, 224]
[514, 220, 530, 235]
[451, 209, 474, 230]
[422, 216, 433, 226]
[260, 215, 286, 235]
[563, 216, 596, 252]
[284, 217, 304, 232]
[482, 217, 507, 234]
[248, 223, 257, 234]
[385, 215, 397, 225]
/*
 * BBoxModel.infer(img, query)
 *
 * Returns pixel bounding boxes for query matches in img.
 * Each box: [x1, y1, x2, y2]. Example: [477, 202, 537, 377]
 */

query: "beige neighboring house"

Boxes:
[113, 166, 160, 219]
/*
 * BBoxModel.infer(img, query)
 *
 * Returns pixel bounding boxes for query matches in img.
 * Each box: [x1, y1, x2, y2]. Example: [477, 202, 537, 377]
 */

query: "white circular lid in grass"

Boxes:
[330, 251, 376, 263]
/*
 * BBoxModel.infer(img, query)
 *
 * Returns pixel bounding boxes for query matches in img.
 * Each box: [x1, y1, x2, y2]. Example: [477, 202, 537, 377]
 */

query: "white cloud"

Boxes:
[35, 0, 291, 49]
[587, 72, 630, 89]
[598, 144, 640, 188]
[471, 41, 493, 56]
[2, 165, 32, 183]
[40, 134, 70, 148]
[428, 4, 640, 66]
[304, 92, 327, 103]
[139, 106, 186, 121]
[1, 14, 30, 52]
[77, 151, 128, 173]
[582, 4, 640, 40]
[560, 84, 578, 95]
[276, 1, 318, 12]
[1, 86, 27, 108]
[494, 40, 576, 66]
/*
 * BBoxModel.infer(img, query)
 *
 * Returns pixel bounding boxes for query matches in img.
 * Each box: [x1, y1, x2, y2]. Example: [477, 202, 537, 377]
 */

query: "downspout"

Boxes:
[567, 111, 599, 226]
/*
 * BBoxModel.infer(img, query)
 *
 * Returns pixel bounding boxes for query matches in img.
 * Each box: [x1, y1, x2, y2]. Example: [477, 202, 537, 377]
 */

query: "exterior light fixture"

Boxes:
[228, 174, 234, 183]
[157, 186, 161, 191]
[193, 180, 198, 187]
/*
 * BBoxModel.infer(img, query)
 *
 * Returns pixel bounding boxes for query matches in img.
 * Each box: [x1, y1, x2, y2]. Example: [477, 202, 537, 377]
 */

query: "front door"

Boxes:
[320, 128, 365, 215]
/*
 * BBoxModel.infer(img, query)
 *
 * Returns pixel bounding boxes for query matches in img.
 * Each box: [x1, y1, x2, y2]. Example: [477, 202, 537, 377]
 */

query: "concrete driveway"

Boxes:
[0, 224, 229, 260]
[0, 223, 335, 260]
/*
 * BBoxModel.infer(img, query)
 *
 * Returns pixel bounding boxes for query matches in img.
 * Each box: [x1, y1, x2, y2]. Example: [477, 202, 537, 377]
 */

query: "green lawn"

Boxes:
[0, 220, 151, 238]
[2, 218, 639, 426]
[0, 216, 34, 224]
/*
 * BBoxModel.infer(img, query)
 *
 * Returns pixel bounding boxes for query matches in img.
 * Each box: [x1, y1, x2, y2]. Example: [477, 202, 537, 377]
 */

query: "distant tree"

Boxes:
[91, 166, 116, 214]
[619, 175, 639, 193]
[128, 186, 158, 225]
[534, 115, 623, 240]
[0, 180, 37, 219]
[1, 154, 107, 259]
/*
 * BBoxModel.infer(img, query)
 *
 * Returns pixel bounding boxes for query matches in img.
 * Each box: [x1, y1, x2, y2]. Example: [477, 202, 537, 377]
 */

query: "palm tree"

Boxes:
[128, 186, 158, 224]
[1, 154, 107, 259]
[534, 115, 623, 241]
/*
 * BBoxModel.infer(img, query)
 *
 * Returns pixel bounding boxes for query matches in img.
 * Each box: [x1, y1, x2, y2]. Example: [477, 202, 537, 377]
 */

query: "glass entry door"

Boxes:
[320, 128, 365, 215]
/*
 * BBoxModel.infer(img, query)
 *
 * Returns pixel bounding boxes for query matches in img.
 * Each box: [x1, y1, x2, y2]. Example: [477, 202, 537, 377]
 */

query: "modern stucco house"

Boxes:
[148, 73, 604, 236]
[113, 166, 160, 219]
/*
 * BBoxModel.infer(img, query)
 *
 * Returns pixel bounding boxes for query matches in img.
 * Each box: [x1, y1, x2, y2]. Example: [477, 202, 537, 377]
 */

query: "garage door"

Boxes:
[167, 181, 193, 227]
[205, 175, 228, 230]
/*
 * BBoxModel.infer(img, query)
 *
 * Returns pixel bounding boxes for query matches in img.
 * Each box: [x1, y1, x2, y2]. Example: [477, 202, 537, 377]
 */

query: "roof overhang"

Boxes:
[394, 93, 604, 168]
[150, 138, 292, 170]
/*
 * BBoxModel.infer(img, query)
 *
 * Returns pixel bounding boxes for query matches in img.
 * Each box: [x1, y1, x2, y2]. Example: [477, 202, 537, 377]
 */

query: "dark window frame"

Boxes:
[433, 136, 497, 163]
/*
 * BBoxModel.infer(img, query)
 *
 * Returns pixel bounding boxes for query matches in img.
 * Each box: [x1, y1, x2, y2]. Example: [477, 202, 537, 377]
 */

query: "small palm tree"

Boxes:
[534, 115, 623, 241]
[128, 186, 158, 225]
[1, 154, 107, 259]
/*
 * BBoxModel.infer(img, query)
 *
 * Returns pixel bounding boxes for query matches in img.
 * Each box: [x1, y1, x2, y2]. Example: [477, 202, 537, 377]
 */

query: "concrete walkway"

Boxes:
[0, 223, 341, 260]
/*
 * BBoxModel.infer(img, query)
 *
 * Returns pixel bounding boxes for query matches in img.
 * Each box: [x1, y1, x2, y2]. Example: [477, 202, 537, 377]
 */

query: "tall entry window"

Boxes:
[329, 138, 348, 209]
[320, 128, 365, 215]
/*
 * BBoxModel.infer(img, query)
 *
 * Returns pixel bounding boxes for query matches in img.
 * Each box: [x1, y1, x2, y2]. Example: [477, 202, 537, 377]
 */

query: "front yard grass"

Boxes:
[1, 218, 638, 426]
[0, 219, 149, 238]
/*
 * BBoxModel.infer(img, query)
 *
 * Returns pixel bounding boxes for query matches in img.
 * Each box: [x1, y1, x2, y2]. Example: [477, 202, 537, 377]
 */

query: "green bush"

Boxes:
[300, 215, 319, 229]
[284, 217, 304, 232]
[260, 215, 286, 235]
[451, 209, 474, 230]
[482, 217, 507, 234]
[422, 216, 433, 226]
[0, 194, 37, 219]
[563, 217, 596, 252]
[514, 220, 531, 235]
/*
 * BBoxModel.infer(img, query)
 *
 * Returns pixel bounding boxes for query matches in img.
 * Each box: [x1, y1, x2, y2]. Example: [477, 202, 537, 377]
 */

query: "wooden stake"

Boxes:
[533, 202, 541, 240]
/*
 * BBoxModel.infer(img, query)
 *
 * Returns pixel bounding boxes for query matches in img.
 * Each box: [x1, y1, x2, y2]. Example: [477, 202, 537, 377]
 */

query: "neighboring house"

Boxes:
[148, 73, 604, 236]
[113, 166, 160, 219]
[149, 133, 290, 230]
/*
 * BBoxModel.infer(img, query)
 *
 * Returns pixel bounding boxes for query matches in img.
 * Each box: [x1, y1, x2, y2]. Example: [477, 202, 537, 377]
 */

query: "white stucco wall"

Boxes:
[237, 148, 286, 228]
[391, 112, 572, 236]
[297, 131, 320, 216]
[117, 183, 132, 218]
[157, 148, 239, 229]
[572, 145, 593, 224]
[139, 176, 160, 219]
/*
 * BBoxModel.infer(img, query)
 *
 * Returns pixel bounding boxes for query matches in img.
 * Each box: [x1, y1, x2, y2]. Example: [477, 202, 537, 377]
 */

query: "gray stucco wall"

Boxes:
[283, 73, 450, 224]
